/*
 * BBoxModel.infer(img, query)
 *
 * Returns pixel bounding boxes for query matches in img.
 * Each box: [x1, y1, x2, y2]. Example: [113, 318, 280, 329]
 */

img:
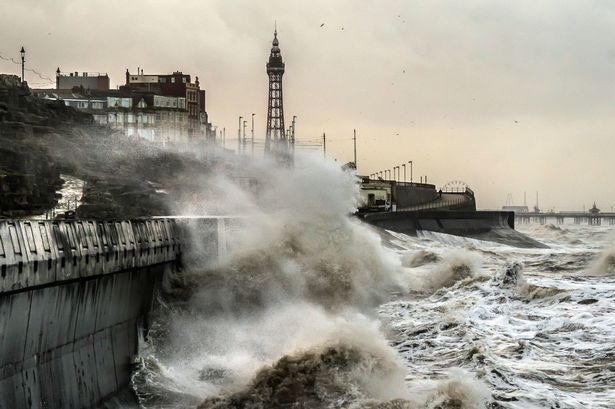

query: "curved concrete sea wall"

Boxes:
[392, 184, 438, 208]
[0, 218, 223, 408]
[362, 210, 546, 248]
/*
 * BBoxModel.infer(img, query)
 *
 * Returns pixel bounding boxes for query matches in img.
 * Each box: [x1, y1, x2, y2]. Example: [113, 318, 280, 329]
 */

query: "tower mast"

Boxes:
[265, 26, 289, 162]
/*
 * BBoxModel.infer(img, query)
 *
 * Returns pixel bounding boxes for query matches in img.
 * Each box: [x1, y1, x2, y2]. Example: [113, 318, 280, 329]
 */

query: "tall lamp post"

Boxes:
[402, 164, 406, 183]
[408, 161, 413, 183]
[251, 113, 255, 157]
[243, 120, 247, 152]
[20, 47, 25, 84]
[238, 116, 242, 153]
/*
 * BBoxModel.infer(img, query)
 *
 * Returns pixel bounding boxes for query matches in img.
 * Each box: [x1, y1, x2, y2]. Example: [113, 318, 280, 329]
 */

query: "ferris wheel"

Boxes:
[441, 180, 471, 193]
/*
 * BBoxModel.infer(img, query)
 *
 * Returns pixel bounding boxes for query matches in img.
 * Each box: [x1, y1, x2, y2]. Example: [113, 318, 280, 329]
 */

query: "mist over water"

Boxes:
[132, 152, 615, 409]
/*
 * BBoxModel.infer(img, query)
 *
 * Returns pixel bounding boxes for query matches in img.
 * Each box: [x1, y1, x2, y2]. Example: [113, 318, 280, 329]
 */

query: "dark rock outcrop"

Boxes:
[0, 74, 218, 219]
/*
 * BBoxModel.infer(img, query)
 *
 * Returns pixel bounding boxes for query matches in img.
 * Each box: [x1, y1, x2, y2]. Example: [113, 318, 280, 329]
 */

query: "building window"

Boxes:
[171, 77, 175, 83]
[160, 77, 166, 83]
[182, 77, 187, 83]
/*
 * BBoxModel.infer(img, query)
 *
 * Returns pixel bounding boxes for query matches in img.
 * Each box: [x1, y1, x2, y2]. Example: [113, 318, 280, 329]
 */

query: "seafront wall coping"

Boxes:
[0, 218, 183, 294]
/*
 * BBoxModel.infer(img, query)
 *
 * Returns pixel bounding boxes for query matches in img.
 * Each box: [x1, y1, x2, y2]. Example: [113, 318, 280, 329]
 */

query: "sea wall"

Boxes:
[361, 210, 545, 248]
[0, 217, 224, 408]
[392, 184, 438, 207]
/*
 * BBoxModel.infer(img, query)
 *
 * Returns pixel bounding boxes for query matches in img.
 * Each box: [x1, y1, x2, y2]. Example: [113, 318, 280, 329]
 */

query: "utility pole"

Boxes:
[223, 127, 226, 148]
[322, 132, 326, 159]
[353, 129, 357, 169]
[238, 116, 242, 153]
[251, 113, 255, 158]
[409, 161, 413, 183]
[20, 47, 25, 84]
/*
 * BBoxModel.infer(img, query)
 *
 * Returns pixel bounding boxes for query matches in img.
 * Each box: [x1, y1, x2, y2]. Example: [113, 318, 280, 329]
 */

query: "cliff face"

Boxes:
[0, 74, 215, 219]
[0, 75, 86, 217]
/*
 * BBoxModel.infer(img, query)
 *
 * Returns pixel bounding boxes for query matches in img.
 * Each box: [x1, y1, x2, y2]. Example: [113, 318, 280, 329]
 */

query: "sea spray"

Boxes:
[587, 237, 615, 276]
[133, 152, 418, 407]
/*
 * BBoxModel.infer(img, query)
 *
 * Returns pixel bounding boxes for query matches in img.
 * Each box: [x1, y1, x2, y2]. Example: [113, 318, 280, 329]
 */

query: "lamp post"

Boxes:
[20, 47, 25, 84]
[251, 113, 255, 157]
[353, 129, 357, 169]
[408, 161, 413, 183]
[238, 116, 242, 153]
[243, 120, 247, 152]
[402, 164, 406, 183]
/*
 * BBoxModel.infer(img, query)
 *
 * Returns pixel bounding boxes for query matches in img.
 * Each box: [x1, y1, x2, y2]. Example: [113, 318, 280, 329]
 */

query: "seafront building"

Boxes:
[31, 69, 215, 145]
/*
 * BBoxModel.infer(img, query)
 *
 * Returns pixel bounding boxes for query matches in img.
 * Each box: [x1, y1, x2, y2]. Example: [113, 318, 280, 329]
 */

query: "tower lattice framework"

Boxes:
[265, 28, 289, 159]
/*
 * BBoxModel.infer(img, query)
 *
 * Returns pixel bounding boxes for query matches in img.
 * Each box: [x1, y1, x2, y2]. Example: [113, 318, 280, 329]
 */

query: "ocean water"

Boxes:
[381, 223, 615, 408]
[129, 158, 615, 408]
[132, 220, 615, 409]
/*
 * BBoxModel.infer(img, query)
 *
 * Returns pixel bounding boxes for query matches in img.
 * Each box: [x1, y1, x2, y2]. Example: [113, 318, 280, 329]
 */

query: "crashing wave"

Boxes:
[587, 245, 615, 276]
[197, 342, 489, 409]
[406, 251, 483, 293]
[401, 250, 440, 268]
[499, 262, 566, 299]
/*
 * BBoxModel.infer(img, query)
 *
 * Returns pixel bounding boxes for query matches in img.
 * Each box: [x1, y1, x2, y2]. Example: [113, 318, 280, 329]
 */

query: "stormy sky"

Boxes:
[2, 0, 615, 210]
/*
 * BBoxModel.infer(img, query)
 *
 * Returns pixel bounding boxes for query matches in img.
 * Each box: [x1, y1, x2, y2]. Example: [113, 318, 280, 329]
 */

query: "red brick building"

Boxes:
[124, 70, 208, 136]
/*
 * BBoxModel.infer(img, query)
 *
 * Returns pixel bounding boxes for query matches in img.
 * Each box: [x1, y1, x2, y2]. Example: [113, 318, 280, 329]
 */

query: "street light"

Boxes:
[20, 47, 25, 84]
[243, 120, 247, 152]
[402, 164, 406, 183]
[238, 116, 242, 153]
[408, 161, 413, 183]
[251, 113, 255, 157]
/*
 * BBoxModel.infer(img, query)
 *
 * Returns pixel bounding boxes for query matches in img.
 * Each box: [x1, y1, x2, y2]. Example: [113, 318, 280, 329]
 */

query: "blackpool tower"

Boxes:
[265, 27, 289, 158]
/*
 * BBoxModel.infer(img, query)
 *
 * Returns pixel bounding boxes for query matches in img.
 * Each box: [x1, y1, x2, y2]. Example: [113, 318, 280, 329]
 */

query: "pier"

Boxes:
[515, 212, 615, 226]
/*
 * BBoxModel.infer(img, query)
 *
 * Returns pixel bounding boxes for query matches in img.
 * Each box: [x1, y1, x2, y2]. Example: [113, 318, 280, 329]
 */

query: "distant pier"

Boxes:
[516, 212, 615, 226]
